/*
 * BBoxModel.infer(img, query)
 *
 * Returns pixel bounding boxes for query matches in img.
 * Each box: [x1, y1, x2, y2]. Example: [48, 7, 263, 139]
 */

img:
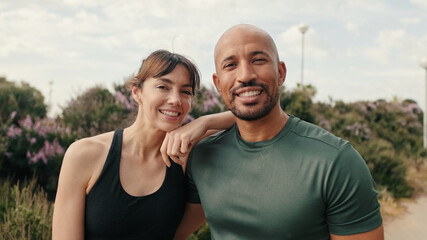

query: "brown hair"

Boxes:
[126, 50, 200, 95]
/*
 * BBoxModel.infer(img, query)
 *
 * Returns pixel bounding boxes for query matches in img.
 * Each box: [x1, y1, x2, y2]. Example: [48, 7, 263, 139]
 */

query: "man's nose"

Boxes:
[237, 62, 256, 83]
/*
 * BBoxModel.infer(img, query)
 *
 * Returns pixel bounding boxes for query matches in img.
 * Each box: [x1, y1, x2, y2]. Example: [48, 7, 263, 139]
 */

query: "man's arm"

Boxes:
[174, 203, 206, 240]
[330, 224, 384, 240]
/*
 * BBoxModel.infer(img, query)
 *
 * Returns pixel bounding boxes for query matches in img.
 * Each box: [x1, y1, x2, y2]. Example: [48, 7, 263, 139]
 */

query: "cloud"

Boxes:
[410, 0, 427, 8]
[278, 24, 330, 60]
[400, 17, 421, 25]
[363, 29, 427, 65]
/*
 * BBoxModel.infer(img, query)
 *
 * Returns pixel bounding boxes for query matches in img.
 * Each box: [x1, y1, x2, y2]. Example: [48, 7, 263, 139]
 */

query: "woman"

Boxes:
[52, 50, 234, 240]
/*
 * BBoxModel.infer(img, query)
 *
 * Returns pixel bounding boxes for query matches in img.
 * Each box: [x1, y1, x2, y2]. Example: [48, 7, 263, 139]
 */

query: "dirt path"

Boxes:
[384, 194, 427, 240]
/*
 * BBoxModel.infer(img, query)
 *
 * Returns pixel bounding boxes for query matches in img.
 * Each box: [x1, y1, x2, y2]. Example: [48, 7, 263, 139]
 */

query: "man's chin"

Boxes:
[231, 108, 272, 121]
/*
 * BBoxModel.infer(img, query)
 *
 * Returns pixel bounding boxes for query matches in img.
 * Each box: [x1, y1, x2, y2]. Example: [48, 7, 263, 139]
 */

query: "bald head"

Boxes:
[214, 24, 280, 70]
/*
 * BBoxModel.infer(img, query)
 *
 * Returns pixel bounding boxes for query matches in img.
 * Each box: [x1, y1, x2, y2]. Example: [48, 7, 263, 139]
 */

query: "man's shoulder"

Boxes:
[196, 125, 236, 147]
[288, 116, 348, 151]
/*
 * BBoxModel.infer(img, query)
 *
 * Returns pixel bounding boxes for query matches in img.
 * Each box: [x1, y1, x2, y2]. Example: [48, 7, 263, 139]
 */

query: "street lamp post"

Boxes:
[298, 23, 309, 87]
[420, 57, 427, 148]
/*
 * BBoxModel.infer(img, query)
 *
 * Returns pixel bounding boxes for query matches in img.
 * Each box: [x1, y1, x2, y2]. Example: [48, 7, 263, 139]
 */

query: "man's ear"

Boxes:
[212, 73, 221, 93]
[278, 61, 287, 86]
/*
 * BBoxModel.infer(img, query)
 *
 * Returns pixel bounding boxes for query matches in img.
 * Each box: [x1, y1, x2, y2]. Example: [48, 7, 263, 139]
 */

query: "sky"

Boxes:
[1, 0, 427, 116]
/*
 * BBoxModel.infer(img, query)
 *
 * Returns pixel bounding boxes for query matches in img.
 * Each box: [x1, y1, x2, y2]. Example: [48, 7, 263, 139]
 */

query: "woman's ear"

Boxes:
[132, 84, 142, 105]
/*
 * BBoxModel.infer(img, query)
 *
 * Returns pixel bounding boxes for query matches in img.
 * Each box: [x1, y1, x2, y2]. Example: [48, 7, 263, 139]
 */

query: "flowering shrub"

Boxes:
[61, 86, 135, 138]
[1, 112, 77, 195]
[188, 86, 225, 120]
[280, 85, 316, 123]
[313, 99, 423, 198]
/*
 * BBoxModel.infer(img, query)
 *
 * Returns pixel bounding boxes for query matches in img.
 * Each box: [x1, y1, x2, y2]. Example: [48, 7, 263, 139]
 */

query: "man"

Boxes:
[175, 24, 384, 240]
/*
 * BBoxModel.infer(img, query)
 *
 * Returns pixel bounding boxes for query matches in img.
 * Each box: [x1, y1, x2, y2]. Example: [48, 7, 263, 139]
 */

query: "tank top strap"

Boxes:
[92, 129, 123, 189]
[104, 129, 123, 169]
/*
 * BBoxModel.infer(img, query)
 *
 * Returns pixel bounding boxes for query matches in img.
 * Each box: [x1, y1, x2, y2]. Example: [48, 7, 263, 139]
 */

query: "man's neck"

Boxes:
[235, 104, 289, 142]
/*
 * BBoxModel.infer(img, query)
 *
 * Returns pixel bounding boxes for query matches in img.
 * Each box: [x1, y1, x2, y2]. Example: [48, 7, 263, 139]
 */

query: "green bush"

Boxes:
[0, 178, 53, 240]
[313, 99, 421, 198]
[0, 113, 77, 197]
[0, 77, 47, 125]
[280, 84, 316, 123]
[61, 85, 135, 138]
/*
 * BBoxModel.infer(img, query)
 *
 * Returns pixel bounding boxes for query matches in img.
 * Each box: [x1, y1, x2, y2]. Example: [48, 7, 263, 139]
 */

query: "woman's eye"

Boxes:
[182, 90, 192, 95]
[157, 85, 168, 90]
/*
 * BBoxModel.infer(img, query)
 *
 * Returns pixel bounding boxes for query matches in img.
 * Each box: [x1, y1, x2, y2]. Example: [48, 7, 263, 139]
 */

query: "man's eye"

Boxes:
[224, 63, 236, 69]
[253, 58, 267, 63]
[157, 85, 168, 90]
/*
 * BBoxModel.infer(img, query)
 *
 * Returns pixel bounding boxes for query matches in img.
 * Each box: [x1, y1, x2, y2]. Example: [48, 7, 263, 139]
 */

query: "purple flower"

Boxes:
[7, 125, 22, 138]
[29, 150, 47, 164]
[203, 95, 221, 112]
[27, 138, 64, 164]
[115, 91, 134, 111]
[19, 115, 32, 129]
[318, 120, 331, 131]
[346, 122, 371, 140]
[33, 120, 41, 132]
[183, 114, 195, 124]
[367, 102, 377, 111]
[10, 111, 17, 119]
[404, 103, 422, 115]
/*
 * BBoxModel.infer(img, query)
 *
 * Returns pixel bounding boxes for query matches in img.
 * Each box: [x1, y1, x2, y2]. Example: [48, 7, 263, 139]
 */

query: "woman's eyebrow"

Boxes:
[157, 78, 192, 88]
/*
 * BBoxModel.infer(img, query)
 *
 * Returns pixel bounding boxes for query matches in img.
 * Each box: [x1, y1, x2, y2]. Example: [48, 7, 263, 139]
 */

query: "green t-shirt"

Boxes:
[187, 115, 382, 240]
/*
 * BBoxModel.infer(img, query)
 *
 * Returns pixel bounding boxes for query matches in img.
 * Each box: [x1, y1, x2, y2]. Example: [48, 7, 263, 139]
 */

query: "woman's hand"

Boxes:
[160, 117, 208, 167]
[160, 111, 235, 168]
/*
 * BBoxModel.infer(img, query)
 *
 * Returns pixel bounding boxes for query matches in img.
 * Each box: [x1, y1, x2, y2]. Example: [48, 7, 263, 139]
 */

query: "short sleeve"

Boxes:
[186, 151, 201, 204]
[325, 143, 382, 235]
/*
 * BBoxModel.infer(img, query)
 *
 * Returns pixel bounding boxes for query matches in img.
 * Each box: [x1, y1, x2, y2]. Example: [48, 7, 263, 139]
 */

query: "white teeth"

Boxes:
[160, 110, 179, 117]
[240, 91, 261, 97]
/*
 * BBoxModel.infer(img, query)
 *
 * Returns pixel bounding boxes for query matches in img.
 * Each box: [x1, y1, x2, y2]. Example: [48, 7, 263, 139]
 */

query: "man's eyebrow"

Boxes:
[220, 51, 270, 65]
[250, 51, 269, 57]
[221, 55, 236, 65]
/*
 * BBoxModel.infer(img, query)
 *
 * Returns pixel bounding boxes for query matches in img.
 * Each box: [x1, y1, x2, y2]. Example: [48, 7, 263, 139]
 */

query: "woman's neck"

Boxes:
[123, 117, 166, 162]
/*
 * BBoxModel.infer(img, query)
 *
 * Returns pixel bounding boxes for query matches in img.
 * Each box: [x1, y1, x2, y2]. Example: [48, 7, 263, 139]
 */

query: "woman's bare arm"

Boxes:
[161, 111, 235, 167]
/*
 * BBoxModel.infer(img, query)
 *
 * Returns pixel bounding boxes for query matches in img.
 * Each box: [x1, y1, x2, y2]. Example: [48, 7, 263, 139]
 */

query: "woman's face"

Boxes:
[133, 64, 193, 132]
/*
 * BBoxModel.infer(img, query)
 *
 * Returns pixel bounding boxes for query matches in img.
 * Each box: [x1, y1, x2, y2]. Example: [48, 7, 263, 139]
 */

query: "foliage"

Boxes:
[0, 77, 425, 238]
[0, 77, 47, 125]
[187, 223, 211, 240]
[312, 99, 422, 198]
[0, 113, 76, 196]
[0, 178, 53, 240]
[280, 84, 316, 123]
[188, 86, 225, 121]
[61, 85, 135, 138]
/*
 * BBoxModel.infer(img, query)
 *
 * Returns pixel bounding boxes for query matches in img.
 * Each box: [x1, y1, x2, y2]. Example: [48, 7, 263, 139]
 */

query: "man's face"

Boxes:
[213, 27, 286, 121]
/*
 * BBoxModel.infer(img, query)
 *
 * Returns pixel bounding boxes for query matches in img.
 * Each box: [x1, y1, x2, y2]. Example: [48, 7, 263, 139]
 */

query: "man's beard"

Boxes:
[226, 81, 278, 121]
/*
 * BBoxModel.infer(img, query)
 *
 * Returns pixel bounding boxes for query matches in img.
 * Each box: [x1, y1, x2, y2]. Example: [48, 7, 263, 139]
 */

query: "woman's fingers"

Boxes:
[160, 135, 171, 167]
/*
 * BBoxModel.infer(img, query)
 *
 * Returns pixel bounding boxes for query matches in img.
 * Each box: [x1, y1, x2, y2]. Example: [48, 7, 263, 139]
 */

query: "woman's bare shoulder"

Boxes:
[62, 131, 116, 175]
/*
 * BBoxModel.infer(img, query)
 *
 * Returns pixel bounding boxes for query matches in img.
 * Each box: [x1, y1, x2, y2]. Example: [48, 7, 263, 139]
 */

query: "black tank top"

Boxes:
[85, 130, 186, 240]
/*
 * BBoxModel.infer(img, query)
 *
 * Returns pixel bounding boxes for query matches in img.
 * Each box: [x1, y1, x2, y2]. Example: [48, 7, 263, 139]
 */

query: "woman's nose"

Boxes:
[168, 91, 182, 106]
